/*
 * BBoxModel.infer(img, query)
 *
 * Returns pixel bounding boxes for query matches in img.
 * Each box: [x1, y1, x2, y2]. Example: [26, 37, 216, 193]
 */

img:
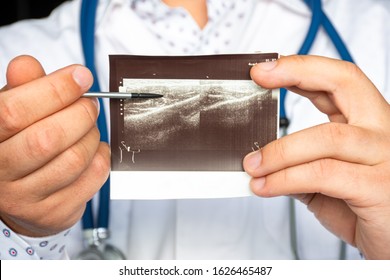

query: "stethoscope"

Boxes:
[76, 0, 126, 260]
[77, 0, 354, 260]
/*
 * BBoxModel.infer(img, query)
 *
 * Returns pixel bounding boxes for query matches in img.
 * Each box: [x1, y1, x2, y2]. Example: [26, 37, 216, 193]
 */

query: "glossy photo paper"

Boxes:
[109, 54, 279, 199]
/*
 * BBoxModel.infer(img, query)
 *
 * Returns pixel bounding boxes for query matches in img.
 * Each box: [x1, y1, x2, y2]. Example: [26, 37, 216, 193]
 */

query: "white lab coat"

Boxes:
[0, 0, 389, 259]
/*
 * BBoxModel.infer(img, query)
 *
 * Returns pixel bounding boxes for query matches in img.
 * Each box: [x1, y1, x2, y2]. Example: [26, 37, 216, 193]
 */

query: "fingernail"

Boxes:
[255, 60, 277, 71]
[252, 177, 266, 192]
[245, 150, 262, 170]
[72, 66, 93, 90]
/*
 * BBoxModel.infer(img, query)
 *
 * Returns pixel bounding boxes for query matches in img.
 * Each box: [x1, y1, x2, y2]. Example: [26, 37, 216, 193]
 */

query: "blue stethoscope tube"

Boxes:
[80, 0, 110, 230]
[79, 0, 354, 259]
[280, 0, 354, 128]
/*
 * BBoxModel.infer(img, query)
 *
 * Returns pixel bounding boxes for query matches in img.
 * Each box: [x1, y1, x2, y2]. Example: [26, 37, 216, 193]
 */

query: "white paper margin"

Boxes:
[110, 171, 253, 200]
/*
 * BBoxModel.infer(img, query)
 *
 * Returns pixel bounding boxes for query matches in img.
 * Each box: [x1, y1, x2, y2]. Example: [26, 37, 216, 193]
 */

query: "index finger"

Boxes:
[0, 65, 93, 142]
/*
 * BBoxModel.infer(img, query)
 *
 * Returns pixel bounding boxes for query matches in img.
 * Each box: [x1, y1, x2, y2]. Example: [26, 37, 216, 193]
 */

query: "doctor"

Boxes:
[0, 0, 389, 260]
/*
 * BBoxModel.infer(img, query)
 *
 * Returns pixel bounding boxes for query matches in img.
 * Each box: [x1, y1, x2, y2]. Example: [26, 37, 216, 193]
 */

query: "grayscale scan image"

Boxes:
[116, 79, 276, 171]
[109, 54, 279, 172]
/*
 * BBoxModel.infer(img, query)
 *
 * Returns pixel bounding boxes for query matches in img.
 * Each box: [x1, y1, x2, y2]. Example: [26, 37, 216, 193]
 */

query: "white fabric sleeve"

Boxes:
[0, 219, 70, 260]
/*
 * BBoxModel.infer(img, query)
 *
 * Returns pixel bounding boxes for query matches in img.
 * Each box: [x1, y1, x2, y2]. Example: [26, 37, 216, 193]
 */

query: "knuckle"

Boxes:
[63, 128, 101, 172]
[65, 143, 93, 172]
[291, 55, 306, 65]
[272, 138, 289, 162]
[0, 97, 25, 136]
[336, 61, 365, 89]
[92, 126, 101, 140]
[26, 124, 65, 159]
[92, 144, 111, 177]
[76, 98, 99, 125]
[276, 168, 289, 193]
[45, 78, 68, 109]
[343, 61, 364, 80]
[310, 158, 335, 181]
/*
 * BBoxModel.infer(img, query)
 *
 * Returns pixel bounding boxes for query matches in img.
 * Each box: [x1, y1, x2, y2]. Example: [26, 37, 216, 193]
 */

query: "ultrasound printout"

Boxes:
[109, 54, 279, 199]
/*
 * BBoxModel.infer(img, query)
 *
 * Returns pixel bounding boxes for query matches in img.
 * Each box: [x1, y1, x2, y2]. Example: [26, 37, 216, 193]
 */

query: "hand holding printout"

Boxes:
[0, 55, 110, 237]
[244, 55, 390, 259]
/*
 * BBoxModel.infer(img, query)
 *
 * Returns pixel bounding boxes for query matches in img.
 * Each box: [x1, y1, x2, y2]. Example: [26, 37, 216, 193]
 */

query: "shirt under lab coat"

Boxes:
[0, 0, 389, 260]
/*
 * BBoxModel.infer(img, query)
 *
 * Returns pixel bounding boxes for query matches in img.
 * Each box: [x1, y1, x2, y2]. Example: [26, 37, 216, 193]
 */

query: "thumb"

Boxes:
[250, 55, 389, 128]
[2, 55, 46, 92]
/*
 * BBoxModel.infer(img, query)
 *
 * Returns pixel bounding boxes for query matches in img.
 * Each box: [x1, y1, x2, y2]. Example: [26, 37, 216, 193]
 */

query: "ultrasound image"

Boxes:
[114, 79, 278, 171]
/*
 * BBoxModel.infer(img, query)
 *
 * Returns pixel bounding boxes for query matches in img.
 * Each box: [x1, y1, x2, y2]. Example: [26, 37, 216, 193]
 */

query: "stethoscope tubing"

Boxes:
[80, 0, 110, 230]
[280, 0, 354, 125]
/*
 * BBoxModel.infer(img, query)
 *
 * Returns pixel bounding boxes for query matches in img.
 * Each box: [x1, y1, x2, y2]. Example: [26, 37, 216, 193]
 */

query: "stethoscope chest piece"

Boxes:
[75, 228, 126, 260]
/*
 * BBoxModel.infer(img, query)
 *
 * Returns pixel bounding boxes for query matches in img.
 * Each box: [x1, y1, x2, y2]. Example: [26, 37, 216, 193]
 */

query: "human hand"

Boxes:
[243, 55, 390, 259]
[0, 56, 110, 237]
